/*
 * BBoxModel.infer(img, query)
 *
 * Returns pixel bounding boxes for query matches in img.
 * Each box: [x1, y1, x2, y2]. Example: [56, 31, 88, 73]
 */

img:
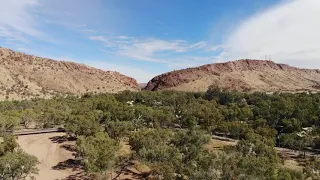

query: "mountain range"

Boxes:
[1, 47, 320, 100]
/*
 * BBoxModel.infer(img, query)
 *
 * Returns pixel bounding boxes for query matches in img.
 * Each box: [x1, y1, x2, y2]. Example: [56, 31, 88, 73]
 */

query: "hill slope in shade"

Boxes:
[0, 47, 139, 100]
[145, 59, 320, 92]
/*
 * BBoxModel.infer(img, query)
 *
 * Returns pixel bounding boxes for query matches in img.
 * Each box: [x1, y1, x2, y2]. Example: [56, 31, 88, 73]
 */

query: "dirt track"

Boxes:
[17, 133, 81, 180]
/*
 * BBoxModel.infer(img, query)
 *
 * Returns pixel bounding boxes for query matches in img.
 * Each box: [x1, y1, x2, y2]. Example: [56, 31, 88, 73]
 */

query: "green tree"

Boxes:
[278, 133, 297, 149]
[0, 135, 19, 156]
[0, 113, 20, 134]
[20, 109, 39, 128]
[76, 132, 119, 175]
[0, 149, 39, 180]
[129, 129, 180, 179]
[280, 118, 302, 133]
[105, 120, 134, 139]
[65, 110, 103, 137]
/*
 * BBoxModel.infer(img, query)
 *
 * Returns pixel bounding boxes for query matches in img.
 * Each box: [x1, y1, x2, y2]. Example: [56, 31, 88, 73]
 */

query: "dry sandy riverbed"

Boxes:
[17, 132, 83, 180]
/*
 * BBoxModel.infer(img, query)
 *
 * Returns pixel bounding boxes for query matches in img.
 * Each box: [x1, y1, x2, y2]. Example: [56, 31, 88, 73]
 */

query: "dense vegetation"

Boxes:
[0, 129, 38, 179]
[2, 87, 320, 179]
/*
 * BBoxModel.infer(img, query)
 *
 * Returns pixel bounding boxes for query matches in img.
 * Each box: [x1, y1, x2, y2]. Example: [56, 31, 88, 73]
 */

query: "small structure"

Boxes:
[297, 127, 313, 137]
[126, 100, 134, 106]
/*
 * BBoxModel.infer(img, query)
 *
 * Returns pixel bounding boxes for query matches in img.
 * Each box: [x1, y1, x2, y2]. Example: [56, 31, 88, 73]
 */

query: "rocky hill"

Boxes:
[0, 47, 139, 100]
[145, 59, 320, 92]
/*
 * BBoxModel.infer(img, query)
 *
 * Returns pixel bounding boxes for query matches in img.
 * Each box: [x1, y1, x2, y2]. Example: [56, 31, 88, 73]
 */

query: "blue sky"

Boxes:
[1, 0, 320, 82]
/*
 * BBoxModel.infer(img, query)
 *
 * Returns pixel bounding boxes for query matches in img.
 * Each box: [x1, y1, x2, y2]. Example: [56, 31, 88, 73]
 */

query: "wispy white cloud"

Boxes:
[117, 36, 132, 40]
[0, 0, 108, 45]
[90, 36, 107, 42]
[0, 0, 41, 42]
[82, 29, 98, 34]
[90, 35, 222, 65]
[222, 0, 320, 69]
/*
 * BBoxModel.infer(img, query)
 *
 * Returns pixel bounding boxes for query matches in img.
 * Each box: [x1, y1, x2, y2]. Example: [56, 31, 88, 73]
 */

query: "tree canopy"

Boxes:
[1, 89, 320, 179]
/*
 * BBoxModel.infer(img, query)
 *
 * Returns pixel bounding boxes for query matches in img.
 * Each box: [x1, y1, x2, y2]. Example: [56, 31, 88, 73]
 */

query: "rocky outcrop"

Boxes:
[0, 47, 139, 100]
[145, 59, 320, 92]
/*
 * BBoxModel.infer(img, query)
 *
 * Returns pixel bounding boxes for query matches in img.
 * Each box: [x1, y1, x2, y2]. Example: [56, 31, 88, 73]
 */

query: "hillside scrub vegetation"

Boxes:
[2, 88, 320, 179]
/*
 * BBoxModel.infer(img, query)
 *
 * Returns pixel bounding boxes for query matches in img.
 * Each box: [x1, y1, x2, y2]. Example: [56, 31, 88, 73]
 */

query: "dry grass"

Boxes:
[133, 162, 152, 174]
[204, 139, 237, 152]
[283, 160, 304, 172]
[118, 141, 132, 157]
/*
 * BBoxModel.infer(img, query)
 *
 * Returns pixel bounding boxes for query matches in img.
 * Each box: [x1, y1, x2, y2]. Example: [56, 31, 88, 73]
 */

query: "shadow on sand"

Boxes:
[50, 135, 76, 144]
[52, 159, 82, 171]
[64, 172, 90, 180]
[50, 135, 87, 179]
[52, 159, 89, 180]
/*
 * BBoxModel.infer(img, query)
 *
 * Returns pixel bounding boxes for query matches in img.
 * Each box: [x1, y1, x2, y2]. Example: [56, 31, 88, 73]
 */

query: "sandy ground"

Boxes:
[17, 133, 80, 180]
[17, 133, 144, 180]
[16, 133, 308, 179]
